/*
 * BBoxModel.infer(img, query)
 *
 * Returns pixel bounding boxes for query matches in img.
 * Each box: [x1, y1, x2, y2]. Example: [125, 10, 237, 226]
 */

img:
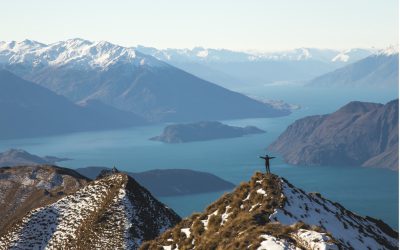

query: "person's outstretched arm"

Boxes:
[259, 156, 266, 159]
[268, 156, 276, 159]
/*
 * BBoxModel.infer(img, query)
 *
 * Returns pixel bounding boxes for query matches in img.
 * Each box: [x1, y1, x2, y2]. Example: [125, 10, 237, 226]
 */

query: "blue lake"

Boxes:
[0, 85, 398, 229]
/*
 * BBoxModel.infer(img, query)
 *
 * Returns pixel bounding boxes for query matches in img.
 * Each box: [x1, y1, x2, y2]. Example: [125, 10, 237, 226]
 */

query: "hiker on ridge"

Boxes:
[259, 154, 276, 174]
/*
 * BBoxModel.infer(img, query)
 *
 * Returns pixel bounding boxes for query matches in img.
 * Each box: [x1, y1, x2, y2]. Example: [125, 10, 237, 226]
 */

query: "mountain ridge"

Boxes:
[308, 48, 399, 87]
[142, 172, 398, 250]
[0, 170, 181, 249]
[0, 39, 288, 122]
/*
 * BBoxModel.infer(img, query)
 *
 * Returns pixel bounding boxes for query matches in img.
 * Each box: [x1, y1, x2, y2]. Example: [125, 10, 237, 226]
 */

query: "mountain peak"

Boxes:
[377, 44, 399, 56]
[335, 100, 383, 114]
[0, 38, 166, 70]
[142, 172, 398, 250]
[0, 170, 180, 249]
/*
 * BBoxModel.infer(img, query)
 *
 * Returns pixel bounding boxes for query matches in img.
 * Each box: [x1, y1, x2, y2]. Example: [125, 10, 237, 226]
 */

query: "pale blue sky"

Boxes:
[0, 0, 398, 51]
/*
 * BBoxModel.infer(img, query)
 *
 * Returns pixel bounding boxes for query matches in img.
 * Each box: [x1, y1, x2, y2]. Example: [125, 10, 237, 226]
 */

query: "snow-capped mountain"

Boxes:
[376, 44, 399, 56]
[0, 169, 181, 249]
[136, 46, 374, 64]
[0, 38, 165, 70]
[136, 46, 375, 88]
[308, 45, 399, 87]
[0, 39, 288, 122]
[142, 172, 398, 250]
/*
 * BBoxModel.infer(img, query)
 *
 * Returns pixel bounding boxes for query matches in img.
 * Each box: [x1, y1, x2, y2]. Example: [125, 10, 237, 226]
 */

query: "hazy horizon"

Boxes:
[1, 0, 398, 51]
[1, 37, 396, 53]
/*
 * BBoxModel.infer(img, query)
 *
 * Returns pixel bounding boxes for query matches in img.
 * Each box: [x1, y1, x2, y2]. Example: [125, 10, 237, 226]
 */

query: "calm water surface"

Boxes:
[0, 85, 398, 228]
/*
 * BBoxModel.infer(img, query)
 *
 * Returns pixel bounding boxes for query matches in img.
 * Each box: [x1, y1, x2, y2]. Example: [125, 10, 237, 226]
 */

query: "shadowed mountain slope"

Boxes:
[269, 100, 399, 170]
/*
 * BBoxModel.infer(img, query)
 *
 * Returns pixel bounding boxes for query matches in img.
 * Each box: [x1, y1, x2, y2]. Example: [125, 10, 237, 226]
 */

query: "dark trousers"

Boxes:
[265, 163, 270, 174]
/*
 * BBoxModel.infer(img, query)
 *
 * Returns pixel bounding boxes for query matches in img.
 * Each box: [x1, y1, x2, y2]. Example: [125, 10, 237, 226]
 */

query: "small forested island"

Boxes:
[150, 121, 265, 143]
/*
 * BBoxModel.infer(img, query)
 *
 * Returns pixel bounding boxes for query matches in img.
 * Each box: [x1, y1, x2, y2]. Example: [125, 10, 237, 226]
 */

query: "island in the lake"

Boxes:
[75, 166, 235, 197]
[150, 121, 265, 143]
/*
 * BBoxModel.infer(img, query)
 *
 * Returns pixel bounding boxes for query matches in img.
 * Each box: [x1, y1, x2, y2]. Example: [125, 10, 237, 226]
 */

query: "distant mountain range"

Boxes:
[136, 46, 374, 63]
[136, 46, 375, 87]
[0, 165, 181, 249]
[269, 99, 399, 170]
[150, 121, 265, 143]
[0, 39, 288, 122]
[143, 172, 398, 250]
[308, 46, 399, 87]
[0, 70, 146, 139]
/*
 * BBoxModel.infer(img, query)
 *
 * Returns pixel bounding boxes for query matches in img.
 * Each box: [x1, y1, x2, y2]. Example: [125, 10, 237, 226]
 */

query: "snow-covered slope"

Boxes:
[141, 173, 398, 250]
[0, 172, 180, 249]
[308, 45, 399, 87]
[0, 165, 89, 232]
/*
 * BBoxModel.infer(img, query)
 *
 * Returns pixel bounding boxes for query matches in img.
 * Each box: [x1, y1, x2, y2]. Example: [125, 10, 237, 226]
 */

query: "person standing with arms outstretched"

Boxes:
[259, 154, 276, 174]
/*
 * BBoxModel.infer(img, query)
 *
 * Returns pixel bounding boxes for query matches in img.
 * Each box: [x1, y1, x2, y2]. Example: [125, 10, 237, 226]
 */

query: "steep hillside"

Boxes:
[0, 39, 288, 122]
[142, 172, 398, 250]
[0, 172, 180, 249]
[0, 165, 89, 232]
[269, 100, 399, 170]
[308, 47, 399, 87]
[0, 69, 146, 139]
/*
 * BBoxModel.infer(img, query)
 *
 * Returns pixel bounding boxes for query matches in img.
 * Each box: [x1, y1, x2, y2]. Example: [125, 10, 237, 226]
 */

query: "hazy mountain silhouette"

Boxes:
[308, 49, 399, 87]
[136, 46, 374, 88]
[0, 70, 146, 139]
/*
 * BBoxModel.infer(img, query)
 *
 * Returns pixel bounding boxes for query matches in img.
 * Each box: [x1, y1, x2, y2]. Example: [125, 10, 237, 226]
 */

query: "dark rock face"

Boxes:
[269, 100, 399, 170]
[150, 121, 265, 143]
[0, 70, 146, 139]
[76, 167, 235, 197]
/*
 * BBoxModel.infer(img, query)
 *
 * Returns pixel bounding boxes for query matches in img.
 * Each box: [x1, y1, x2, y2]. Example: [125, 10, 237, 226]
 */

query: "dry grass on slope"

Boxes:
[140, 173, 328, 250]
